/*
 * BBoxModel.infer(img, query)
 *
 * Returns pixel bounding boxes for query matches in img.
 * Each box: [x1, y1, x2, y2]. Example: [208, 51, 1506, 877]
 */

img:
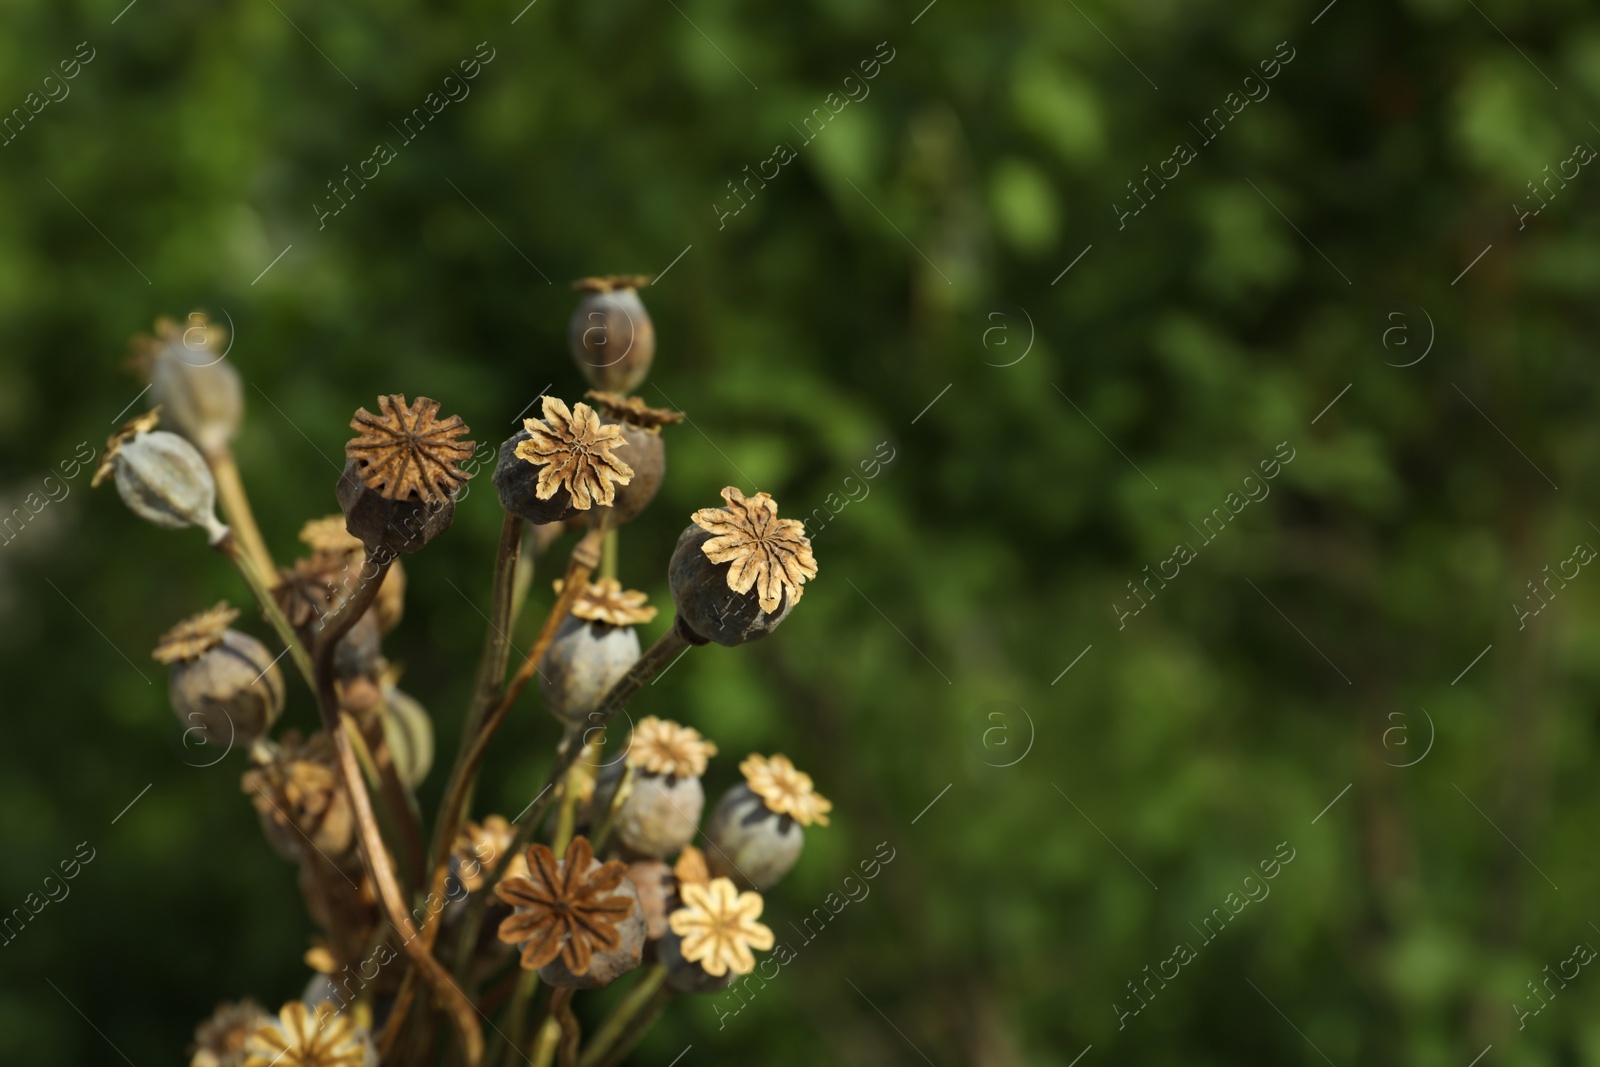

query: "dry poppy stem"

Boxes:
[386, 526, 605, 1046]
[599, 528, 617, 582]
[382, 514, 522, 1052]
[346, 714, 426, 891]
[497, 970, 542, 1067]
[553, 987, 582, 1067]
[420, 525, 605, 943]
[457, 621, 694, 953]
[529, 1015, 562, 1067]
[581, 973, 672, 1067]
[311, 556, 485, 1066]
[217, 532, 314, 690]
[586, 763, 634, 853]
[425, 514, 524, 903]
[208, 446, 277, 581]
[576, 965, 667, 1067]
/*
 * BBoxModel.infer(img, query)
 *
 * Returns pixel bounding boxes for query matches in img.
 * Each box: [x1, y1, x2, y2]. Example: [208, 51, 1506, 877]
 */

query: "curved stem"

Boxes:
[553, 987, 581, 1067]
[577, 965, 666, 1067]
[420, 526, 605, 945]
[219, 532, 313, 691]
[209, 446, 276, 581]
[465, 515, 526, 747]
[457, 622, 694, 955]
[312, 552, 485, 1066]
[382, 515, 522, 1052]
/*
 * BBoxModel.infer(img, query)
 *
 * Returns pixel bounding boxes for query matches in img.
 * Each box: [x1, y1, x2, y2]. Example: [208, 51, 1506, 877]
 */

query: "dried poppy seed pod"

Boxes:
[189, 999, 270, 1067]
[662, 877, 775, 993]
[154, 603, 284, 749]
[704, 784, 802, 891]
[658, 925, 734, 994]
[615, 717, 717, 859]
[134, 313, 241, 456]
[538, 876, 647, 989]
[93, 411, 231, 544]
[618, 774, 703, 860]
[337, 395, 476, 556]
[242, 732, 358, 866]
[539, 579, 656, 727]
[494, 397, 632, 525]
[496, 837, 643, 987]
[540, 615, 640, 727]
[244, 1001, 374, 1067]
[625, 860, 676, 942]
[584, 391, 682, 525]
[568, 275, 655, 393]
[705, 754, 832, 890]
[669, 487, 817, 646]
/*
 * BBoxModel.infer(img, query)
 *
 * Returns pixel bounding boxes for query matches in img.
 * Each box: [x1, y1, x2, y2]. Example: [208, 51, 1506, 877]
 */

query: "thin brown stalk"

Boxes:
[313, 553, 485, 1066]
[554, 987, 582, 1067]
[349, 717, 426, 891]
[218, 532, 314, 690]
[447, 621, 694, 978]
[387, 525, 603, 1047]
[420, 526, 605, 945]
[577, 965, 667, 1067]
[209, 446, 276, 581]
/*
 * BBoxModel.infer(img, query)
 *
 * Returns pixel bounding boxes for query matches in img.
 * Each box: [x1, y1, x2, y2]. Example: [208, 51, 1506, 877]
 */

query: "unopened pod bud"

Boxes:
[338, 395, 476, 556]
[133, 313, 241, 456]
[153, 602, 284, 749]
[669, 487, 817, 646]
[568, 275, 655, 393]
[615, 716, 717, 859]
[495, 397, 632, 525]
[539, 579, 656, 727]
[705, 754, 831, 890]
[92, 410, 230, 544]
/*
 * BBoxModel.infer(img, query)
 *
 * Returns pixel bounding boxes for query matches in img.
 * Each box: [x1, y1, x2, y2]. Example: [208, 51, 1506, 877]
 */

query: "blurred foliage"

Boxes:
[2, 0, 1599, 1064]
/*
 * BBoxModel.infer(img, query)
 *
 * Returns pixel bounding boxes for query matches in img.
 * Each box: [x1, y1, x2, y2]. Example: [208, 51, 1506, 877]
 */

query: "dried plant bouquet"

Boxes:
[101, 285, 826, 1067]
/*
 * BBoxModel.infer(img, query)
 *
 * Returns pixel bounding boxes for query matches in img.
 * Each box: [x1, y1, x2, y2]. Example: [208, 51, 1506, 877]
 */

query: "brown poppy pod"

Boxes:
[669, 526, 796, 647]
[568, 277, 655, 393]
[168, 629, 285, 749]
[337, 395, 476, 556]
[539, 615, 641, 728]
[616, 773, 704, 860]
[537, 876, 648, 989]
[703, 783, 804, 890]
[603, 422, 664, 526]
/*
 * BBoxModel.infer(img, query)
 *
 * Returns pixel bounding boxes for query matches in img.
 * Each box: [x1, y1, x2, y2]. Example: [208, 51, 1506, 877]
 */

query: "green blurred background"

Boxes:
[3, 0, 1600, 1062]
